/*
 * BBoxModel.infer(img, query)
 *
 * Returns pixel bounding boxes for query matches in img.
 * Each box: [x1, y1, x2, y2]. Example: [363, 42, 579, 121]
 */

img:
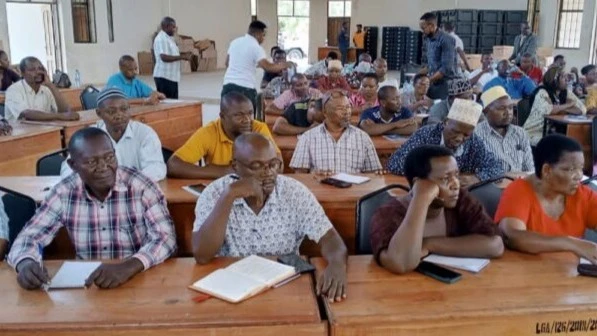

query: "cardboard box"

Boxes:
[195, 39, 213, 51]
[179, 39, 195, 54]
[201, 45, 217, 59]
[493, 46, 514, 60]
[181, 59, 192, 74]
[466, 54, 482, 70]
[537, 47, 554, 58]
[137, 51, 154, 75]
[198, 57, 217, 72]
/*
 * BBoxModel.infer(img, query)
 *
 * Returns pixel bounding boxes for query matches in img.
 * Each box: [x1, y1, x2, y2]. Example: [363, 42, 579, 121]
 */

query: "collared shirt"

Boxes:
[360, 106, 413, 124]
[173, 119, 279, 165]
[153, 30, 181, 82]
[106, 72, 154, 99]
[5, 79, 57, 121]
[223, 34, 267, 89]
[474, 121, 535, 173]
[483, 76, 536, 100]
[60, 120, 167, 181]
[305, 60, 327, 77]
[0, 198, 8, 241]
[387, 123, 505, 181]
[193, 175, 333, 257]
[273, 87, 321, 110]
[468, 68, 499, 90]
[7, 167, 176, 270]
[525, 88, 587, 145]
[289, 124, 383, 173]
[425, 29, 457, 79]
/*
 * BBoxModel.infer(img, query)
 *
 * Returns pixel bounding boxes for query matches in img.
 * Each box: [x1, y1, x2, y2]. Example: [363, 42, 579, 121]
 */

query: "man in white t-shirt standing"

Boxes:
[222, 20, 292, 113]
[153, 17, 192, 99]
[443, 22, 471, 74]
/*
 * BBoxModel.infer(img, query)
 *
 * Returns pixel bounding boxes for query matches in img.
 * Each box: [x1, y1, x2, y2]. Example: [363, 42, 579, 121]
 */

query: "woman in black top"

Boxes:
[0, 50, 20, 91]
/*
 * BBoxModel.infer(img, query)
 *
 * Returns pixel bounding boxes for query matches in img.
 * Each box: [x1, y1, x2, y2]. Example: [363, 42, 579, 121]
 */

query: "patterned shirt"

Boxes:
[400, 91, 430, 115]
[153, 30, 181, 82]
[272, 87, 322, 110]
[360, 106, 413, 124]
[350, 93, 379, 111]
[387, 123, 504, 181]
[263, 76, 292, 99]
[7, 167, 177, 270]
[0, 198, 8, 241]
[304, 60, 327, 77]
[290, 124, 382, 173]
[193, 175, 333, 257]
[425, 30, 457, 79]
[483, 76, 536, 100]
[474, 121, 535, 173]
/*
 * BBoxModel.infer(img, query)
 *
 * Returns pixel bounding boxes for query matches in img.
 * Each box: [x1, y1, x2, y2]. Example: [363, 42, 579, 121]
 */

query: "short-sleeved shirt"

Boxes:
[193, 174, 333, 257]
[483, 76, 536, 100]
[106, 72, 154, 99]
[5, 79, 58, 121]
[283, 100, 311, 127]
[359, 106, 413, 124]
[353, 31, 365, 48]
[223, 34, 267, 89]
[495, 179, 597, 237]
[524, 66, 543, 85]
[173, 119, 280, 165]
[273, 88, 321, 110]
[153, 30, 181, 82]
[467, 68, 498, 90]
[289, 124, 383, 174]
[370, 190, 499, 263]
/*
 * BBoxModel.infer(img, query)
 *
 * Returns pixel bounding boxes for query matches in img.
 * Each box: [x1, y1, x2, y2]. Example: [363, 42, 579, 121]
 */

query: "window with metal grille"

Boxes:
[71, 0, 97, 43]
[556, 0, 584, 49]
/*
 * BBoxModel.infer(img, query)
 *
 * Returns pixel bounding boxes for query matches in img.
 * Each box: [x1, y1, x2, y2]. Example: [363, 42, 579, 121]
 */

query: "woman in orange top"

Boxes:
[495, 134, 597, 263]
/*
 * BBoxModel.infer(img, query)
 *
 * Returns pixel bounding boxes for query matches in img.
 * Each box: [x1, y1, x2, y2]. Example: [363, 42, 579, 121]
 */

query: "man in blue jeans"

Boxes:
[338, 22, 350, 65]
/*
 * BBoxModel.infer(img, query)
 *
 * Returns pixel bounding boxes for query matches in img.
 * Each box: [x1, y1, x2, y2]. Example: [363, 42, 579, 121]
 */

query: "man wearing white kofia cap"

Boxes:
[387, 98, 504, 188]
[475, 86, 534, 174]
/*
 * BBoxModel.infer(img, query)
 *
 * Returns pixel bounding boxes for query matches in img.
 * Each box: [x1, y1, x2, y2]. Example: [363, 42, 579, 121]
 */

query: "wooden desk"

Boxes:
[317, 47, 356, 63]
[0, 88, 84, 111]
[313, 252, 597, 336]
[0, 123, 62, 176]
[0, 258, 326, 335]
[21, 101, 203, 150]
[0, 174, 408, 257]
[543, 115, 594, 173]
[273, 134, 405, 173]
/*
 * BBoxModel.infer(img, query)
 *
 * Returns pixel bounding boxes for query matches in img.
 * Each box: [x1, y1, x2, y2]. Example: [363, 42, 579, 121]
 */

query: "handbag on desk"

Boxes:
[52, 70, 72, 89]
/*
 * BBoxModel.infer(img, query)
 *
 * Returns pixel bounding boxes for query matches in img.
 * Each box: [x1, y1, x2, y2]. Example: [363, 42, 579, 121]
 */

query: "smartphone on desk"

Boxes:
[278, 254, 315, 274]
[578, 263, 597, 278]
[416, 261, 462, 284]
[320, 178, 352, 188]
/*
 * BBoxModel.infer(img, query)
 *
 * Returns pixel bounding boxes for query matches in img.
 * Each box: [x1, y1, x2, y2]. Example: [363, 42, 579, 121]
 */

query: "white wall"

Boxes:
[0, 0, 8, 55]
[6, 3, 48, 66]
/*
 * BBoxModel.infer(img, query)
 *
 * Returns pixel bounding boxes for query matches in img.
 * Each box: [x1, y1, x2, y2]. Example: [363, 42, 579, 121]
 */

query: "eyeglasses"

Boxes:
[236, 159, 283, 173]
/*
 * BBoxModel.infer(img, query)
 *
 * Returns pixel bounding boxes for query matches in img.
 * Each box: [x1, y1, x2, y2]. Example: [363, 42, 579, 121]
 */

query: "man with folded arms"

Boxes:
[359, 85, 418, 136]
[290, 90, 382, 174]
[193, 133, 347, 302]
[8, 127, 176, 290]
[387, 99, 504, 188]
[61, 87, 167, 181]
[167, 92, 281, 179]
[371, 145, 504, 274]
[272, 97, 324, 136]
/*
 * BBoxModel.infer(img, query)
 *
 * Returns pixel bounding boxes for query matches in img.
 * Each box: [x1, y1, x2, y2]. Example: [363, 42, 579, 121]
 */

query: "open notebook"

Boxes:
[189, 255, 296, 303]
[330, 173, 371, 185]
[423, 254, 490, 273]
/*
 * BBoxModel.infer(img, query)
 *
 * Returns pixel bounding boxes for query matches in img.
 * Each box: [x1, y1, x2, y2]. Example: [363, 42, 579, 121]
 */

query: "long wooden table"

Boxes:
[274, 135, 406, 173]
[313, 252, 597, 336]
[21, 101, 203, 150]
[0, 258, 326, 335]
[0, 174, 409, 257]
[0, 123, 63, 175]
[0, 87, 84, 111]
[543, 115, 594, 173]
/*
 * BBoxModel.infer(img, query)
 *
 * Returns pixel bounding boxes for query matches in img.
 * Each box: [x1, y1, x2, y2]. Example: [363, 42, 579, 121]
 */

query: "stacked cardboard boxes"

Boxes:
[138, 51, 154, 75]
[492, 46, 514, 61]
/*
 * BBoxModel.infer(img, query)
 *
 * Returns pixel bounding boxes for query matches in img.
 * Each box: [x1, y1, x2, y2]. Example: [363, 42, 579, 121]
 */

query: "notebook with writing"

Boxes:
[189, 255, 297, 303]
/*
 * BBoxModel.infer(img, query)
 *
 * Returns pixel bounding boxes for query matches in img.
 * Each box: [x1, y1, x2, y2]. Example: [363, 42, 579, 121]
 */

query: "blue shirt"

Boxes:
[360, 106, 413, 124]
[483, 76, 536, 100]
[338, 28, 349, 49]
[105, 72, 154, 99]
[386, 123, 504, 182]
[425, 30, 456, 79]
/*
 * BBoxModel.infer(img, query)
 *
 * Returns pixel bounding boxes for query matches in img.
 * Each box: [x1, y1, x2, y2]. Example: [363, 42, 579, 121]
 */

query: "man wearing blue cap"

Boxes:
[60, 87, 166, 181]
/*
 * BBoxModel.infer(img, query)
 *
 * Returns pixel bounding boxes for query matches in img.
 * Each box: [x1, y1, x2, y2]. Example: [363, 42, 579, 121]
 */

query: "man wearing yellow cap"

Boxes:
[387, 98, 504, 188]
[475, 86, 534, 174]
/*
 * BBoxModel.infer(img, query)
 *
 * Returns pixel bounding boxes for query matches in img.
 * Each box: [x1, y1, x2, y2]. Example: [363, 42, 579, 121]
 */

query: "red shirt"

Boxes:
[523, 66, 543, 85]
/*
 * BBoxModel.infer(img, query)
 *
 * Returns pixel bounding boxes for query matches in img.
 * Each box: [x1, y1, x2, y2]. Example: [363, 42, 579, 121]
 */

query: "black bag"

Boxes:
[52, 70, 71, 89]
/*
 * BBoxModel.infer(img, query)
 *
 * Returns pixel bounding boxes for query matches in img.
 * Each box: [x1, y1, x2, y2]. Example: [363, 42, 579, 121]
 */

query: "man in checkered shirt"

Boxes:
[8, 127, 176, 290]
[290, 91, 383, 174]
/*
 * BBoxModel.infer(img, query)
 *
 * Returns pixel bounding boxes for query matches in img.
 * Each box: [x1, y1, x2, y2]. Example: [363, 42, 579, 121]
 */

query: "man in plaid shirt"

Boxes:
[8, 127, 176, 290]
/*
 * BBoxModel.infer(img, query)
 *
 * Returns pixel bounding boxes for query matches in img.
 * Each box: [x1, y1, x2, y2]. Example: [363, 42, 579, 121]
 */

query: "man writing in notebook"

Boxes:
[370, 145, 504, 274]
[192, 133, 347, 302]
[8, 127, 176, 290]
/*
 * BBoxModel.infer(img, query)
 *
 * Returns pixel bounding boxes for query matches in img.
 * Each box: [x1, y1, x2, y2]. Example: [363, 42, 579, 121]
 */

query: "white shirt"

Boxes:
[4, 80, 57, 121]
[378, 78, 399, 90]
[223, 34, 267, 89]
[60, 120, 167, 181]
[0, 198, 8, 241]
[449, 32, 464, 51]
[193, 174, 333, 257]
[468, 68, 498, 90]
[153, 30, 181, 82]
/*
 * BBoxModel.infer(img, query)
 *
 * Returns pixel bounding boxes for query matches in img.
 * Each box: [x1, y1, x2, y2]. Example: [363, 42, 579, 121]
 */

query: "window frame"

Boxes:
[277, 0, 309, 18]
[328, 0, 351, 18]
[555, 0, 584, 50]
[71, 0, 97, 44]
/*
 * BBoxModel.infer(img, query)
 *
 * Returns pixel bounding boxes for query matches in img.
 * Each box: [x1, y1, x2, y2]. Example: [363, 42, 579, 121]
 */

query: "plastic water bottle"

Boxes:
[402, 79, 414, 95]
[324, 39, 328, 47]
[74, 70, 81, 88]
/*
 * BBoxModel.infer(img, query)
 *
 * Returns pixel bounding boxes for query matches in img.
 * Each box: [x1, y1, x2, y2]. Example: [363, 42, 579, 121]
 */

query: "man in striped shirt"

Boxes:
[290, 90, 382, 174]
[8, 128, 176, 290]
[475, 86, 534, 174]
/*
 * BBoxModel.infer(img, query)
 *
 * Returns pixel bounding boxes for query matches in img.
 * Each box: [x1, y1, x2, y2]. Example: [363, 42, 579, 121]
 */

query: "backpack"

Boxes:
[52, 70, 71, 89]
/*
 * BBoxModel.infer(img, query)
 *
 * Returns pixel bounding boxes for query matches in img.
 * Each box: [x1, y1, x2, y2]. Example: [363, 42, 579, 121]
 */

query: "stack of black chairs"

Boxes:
[382, 26, 409, 70]
[364, 26, 379, 61]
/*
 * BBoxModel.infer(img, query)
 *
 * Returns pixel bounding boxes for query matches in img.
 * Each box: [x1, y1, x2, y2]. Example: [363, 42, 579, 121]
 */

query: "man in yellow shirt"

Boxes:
[167, 91, 281, 179]
[352, 24, 365, 64]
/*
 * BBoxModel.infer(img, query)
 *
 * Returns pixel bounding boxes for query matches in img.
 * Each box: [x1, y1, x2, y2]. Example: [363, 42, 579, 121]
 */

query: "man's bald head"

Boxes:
[68, 127, 112, 158]
[233, 133, 276, 161]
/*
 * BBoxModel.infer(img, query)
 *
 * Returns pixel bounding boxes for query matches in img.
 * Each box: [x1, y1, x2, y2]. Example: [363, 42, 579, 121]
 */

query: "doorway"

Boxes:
[277, 0, 310, 70]
[6, 1, 62, 75]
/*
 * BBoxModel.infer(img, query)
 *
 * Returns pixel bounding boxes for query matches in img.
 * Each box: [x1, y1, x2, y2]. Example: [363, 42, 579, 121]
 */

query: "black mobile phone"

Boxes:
[416, 261, 462, 284]
[277, 254, 315, 274]
[188, 183, 207, 194]
[578, 264, 597, 277]
[320, 177, 352, 188]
